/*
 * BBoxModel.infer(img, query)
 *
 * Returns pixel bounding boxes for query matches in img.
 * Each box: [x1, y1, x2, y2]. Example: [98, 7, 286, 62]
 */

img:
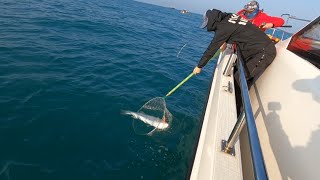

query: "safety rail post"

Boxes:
[221, 111, 246, 156]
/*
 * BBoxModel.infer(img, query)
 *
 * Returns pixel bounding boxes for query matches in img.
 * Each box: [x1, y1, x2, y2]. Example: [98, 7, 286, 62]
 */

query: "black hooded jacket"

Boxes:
[198, 9, 273, 68]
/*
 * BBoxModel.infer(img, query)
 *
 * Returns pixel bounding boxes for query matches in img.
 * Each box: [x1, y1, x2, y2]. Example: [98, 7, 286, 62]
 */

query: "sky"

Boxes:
[137, 0, 320, 33]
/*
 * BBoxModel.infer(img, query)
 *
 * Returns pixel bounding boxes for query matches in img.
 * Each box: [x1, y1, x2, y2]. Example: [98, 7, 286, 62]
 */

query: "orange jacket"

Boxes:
[237, 9, 284, 31]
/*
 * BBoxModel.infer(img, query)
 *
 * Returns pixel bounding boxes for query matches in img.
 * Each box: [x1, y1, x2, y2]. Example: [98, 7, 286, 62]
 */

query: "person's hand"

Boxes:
[193, 66, 202, 75]
[261, 22, 274, 29]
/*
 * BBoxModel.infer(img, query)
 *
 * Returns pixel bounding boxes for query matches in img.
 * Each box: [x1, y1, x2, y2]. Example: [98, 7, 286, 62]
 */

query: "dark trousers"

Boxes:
[234, 43, 276, 115]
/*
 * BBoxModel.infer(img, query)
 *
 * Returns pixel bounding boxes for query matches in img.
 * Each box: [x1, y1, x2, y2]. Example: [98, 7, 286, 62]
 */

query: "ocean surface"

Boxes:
[0, 0, 218, 179]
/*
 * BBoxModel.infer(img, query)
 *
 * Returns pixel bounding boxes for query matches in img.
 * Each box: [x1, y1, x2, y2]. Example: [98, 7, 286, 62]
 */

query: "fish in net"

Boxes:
[123, 50, 221, 135]
[130, 97, 172, 135]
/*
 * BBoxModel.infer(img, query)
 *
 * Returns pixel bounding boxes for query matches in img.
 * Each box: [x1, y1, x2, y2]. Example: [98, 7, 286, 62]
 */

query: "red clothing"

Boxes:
[237, 9, 284, 31]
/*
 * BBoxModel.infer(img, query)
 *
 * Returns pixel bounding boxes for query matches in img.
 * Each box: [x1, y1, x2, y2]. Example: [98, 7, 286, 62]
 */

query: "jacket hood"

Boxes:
[206, 9, 229, 31]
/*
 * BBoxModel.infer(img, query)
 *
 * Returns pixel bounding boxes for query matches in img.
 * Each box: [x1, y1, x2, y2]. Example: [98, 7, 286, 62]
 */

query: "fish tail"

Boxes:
[121, 110, 131, 115]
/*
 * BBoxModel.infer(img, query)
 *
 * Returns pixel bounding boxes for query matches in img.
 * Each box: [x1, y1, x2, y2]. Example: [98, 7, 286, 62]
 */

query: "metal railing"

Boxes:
[281, 14, 311, 25]
[265, 28, 292, 42]
[222, 48, 268, 180]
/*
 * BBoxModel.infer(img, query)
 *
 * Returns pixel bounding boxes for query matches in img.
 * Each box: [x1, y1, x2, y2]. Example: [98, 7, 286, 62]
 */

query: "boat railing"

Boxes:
[221, 47, 268, 180]
[265, 27, 292, 42]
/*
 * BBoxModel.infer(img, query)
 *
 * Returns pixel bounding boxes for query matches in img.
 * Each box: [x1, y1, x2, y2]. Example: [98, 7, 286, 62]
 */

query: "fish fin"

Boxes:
[162, 116, 166, 123]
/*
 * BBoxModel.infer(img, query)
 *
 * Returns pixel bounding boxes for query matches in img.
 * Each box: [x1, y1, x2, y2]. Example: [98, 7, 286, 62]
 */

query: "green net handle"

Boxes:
[164, 49, 221, 98]
[165, 72, 194, 97]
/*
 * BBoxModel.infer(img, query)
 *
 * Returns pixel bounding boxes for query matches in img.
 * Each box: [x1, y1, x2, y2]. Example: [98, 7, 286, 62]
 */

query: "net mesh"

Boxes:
[133, 97, 172, 135]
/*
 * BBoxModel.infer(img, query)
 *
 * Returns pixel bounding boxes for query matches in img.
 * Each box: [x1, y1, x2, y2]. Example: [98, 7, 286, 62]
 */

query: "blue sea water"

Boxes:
[0, 0, 217, 179]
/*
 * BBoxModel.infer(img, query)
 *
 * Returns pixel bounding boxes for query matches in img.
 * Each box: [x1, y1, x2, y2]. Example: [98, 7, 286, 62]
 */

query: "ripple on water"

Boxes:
[0, 0, 215, 179]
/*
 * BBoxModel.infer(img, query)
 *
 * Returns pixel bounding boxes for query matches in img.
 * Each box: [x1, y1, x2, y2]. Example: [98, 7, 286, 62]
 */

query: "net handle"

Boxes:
[165, 72, 194, 97]
[164, 49, 221, 98]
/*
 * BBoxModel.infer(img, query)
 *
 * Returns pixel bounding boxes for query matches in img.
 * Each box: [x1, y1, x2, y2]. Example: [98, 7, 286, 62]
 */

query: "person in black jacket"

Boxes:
[193, 9, 276, 114]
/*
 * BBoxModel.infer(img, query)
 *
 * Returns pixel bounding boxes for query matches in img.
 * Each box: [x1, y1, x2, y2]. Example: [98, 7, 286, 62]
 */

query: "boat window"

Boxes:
[287, 17, 320, 69]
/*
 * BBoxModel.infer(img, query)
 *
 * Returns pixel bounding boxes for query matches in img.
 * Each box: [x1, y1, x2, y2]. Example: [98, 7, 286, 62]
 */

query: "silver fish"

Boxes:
[122, 110, 169, 129]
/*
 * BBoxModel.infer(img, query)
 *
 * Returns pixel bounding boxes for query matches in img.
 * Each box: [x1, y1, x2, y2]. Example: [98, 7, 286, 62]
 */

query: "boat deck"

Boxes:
[190, 47, 243, 180]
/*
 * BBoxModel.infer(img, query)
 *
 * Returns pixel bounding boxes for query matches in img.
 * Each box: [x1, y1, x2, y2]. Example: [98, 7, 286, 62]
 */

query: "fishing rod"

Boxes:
[280, 25, 292, 28]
